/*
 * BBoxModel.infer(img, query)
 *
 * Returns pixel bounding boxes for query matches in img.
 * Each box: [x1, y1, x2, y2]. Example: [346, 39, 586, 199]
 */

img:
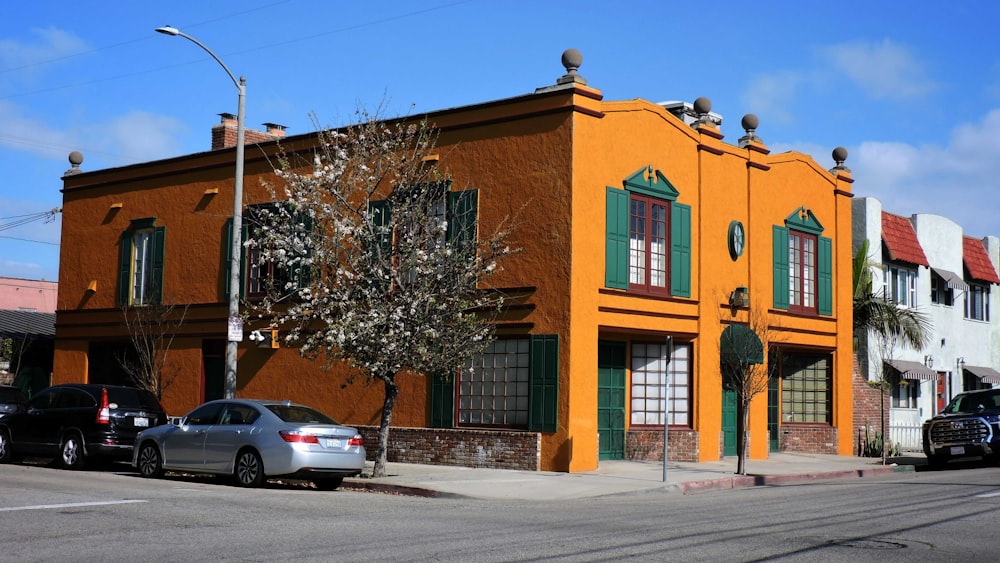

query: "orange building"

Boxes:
[55, 50, 854, 472]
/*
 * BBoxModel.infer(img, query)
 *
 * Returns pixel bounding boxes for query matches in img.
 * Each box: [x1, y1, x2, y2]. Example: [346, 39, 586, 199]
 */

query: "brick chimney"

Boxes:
[211, 113, 287, 150]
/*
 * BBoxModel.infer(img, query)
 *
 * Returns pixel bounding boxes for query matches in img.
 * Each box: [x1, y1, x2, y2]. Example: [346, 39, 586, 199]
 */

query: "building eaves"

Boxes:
[962, 236, 1000, 284]
[880, 212, 929, 267]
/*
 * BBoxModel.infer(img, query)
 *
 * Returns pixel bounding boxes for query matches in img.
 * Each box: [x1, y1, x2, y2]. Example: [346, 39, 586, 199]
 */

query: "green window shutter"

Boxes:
[430, 372, 455, 428]
[529, 334, 559, 432]
[223, 218, 248, 300]
[773, 226, 789, 310]
[369, 199, 392, 258]
[670, 202, 692, 298]
[605, 187, 629, 289]
[151, 226, 166, 304]
[818, 235, 833, 315]
[295, 211, 314, 288]
[117, 230, 132, 307]
[447, 189, 478, 249]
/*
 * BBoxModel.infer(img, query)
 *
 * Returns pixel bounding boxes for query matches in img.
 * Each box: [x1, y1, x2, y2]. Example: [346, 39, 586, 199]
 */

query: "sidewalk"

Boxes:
[342, 452, 923, 499]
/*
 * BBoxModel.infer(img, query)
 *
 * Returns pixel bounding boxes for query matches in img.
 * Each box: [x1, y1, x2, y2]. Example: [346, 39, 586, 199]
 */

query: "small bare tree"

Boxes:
[118, 301, 189, 399]
[253, 106, 518, 477]
[719, 300, 782, 475]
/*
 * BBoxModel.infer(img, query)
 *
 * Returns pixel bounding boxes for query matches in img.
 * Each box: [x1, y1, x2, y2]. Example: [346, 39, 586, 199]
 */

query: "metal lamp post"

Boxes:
[156, 25, 245, 399]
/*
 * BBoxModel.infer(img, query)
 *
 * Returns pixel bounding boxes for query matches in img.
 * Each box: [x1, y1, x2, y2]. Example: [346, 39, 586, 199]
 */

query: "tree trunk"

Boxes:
[737, 401, 750, 475]
[372, 377, 399, 478]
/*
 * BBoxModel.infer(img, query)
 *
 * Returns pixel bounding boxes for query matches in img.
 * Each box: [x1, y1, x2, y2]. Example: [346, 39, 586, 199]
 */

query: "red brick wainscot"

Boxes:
[851, 355, 890, 456]
[625, 428, 698, 462]
[779, 424, 838, 454]
[357, 426, 540, 471]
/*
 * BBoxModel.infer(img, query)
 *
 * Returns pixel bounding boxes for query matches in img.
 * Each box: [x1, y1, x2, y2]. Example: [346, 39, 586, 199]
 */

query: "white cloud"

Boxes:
[97, 111, 187, 164]
[741, 71, 803, 125]
[0, 27, 89, 77]
[820, 39, 936, 100]
[851, 109, 1000, 238]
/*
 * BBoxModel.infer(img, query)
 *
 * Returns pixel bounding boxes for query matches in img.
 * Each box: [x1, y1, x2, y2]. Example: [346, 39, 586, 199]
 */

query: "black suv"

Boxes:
[0, 383, 167, 469]
[0, 385, 28, 420]
[923, 388, 1000, 467]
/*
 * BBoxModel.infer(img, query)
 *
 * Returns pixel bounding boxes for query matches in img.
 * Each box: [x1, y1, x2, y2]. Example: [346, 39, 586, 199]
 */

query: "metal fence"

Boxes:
[889, 424, 923, 452]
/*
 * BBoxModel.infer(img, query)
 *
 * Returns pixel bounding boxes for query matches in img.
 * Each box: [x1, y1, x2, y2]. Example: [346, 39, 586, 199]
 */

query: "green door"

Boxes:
[202, 340, 226, 402]
[598, 341, 626, 460]
[722, 388, 738, 456]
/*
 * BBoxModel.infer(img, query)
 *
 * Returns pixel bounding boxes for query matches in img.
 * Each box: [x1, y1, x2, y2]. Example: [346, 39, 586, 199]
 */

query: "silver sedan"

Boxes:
[133, 399, 366, 490]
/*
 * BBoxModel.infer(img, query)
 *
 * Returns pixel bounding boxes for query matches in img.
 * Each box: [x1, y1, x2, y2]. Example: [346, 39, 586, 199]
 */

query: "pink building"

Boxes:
[0, 277, 58, 313]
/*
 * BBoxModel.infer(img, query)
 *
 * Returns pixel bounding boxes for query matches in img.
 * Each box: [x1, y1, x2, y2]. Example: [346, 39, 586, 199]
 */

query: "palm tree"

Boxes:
[853, 239, 931, 349]
[852, 238, 932, 461]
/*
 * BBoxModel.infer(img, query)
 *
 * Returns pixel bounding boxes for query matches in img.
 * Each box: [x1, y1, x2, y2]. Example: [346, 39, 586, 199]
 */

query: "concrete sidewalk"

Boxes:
[342, 452, 923, 499]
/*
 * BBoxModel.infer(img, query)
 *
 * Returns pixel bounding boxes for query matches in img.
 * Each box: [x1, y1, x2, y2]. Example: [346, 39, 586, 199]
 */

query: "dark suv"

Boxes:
[923, 388, 1000, 467]
[0, 383, 167, 469]
[0, 385, 28, 419]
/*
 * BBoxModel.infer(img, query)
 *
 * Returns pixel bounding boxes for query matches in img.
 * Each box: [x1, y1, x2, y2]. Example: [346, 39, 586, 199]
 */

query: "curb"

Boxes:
[678, 464, 915, 494]
[341, 478, 441, 498]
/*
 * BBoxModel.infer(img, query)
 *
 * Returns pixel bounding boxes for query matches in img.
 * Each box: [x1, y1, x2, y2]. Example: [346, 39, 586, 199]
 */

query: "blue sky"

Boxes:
[3, 0, 1000, 282]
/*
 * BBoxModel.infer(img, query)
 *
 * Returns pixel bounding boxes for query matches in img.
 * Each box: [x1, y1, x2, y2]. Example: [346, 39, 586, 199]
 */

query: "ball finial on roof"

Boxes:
[693, 97, 712, 115]
[741, 114, 759, 132]
[561, 49, 583, 74]
[832, 146, 848, 164]
[69, 151, 84, 166]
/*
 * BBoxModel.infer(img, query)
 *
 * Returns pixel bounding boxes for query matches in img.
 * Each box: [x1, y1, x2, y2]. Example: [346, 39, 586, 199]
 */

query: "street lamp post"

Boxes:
[156, 25, 245, 399]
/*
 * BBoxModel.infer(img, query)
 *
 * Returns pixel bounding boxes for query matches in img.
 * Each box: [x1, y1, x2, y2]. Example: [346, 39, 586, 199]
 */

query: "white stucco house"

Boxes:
[853, 197, 1000, 449]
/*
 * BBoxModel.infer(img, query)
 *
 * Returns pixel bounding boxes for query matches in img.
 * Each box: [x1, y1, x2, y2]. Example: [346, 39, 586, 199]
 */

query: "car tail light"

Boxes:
[348, 435, 363, 447]
[278, 431, 320, 444]
[97, 387, 110, 425]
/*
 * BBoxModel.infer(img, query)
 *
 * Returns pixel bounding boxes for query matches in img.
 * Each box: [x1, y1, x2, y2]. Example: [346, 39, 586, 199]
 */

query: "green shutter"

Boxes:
[818, 235, 833, 315]
[430, 372, 455, 428]
[773, 226, 789, 310]
[369, 199, 392, 258]
[447, 189, 478, 249]
[670, 202, 691, 298]
[151, 226, 165, 304]
[117, 230, 132, 307]
[605, 187, 629, 289]
[529, 334, 559, 432]
[295, 211, 314, 288]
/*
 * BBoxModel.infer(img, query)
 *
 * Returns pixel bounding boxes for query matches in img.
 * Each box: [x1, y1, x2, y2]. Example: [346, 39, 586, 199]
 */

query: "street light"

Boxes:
[156, 25, 245, 399]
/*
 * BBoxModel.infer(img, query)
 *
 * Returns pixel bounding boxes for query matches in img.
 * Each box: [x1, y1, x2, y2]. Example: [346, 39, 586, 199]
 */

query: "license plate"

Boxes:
[323, 438, 342, 448]
[950, 446, 965, 455]
[134, 417, 149, 428]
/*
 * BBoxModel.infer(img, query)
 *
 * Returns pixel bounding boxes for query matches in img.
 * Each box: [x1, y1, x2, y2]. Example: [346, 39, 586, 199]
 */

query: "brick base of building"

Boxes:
[851, 353, 890, 456]
[779, 424, 838, 454]
[626, 428, 699, 462]
[356, 426, 540, 471]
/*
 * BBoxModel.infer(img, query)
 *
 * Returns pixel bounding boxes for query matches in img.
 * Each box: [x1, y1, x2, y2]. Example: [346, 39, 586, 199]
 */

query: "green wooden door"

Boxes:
[598, 341, 626, 460]
[722, 389, 738, 456]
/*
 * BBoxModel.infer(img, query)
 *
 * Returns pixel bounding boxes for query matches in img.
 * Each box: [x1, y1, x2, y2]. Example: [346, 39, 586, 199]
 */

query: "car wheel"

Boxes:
[314, 477, 344, 491]
[0, 429, 12, 463]
[60, 433, 86, 470]
[137, 442, 163, 479]
[926, 453, 947, 469]
[234, 449, 265, 488]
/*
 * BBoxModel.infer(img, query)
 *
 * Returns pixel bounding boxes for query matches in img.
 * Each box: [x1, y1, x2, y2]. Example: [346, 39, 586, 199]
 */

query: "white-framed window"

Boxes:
[131, 229, 154, 305]
[930, 272, 953, 306]
[965, 282, 990, 321]
[628, 194, 669, 295]
[629, 341, 690, 426]
[883, 264, 917, 308]
[890, 375, 919, 409]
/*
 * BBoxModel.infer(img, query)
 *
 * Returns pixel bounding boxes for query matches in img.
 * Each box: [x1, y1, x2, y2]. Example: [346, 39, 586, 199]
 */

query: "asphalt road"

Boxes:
[1, 460, 999, 562]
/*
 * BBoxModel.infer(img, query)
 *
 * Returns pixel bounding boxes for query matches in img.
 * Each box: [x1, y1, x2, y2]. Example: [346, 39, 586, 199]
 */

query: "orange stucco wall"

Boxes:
[56, 83, 854, 472]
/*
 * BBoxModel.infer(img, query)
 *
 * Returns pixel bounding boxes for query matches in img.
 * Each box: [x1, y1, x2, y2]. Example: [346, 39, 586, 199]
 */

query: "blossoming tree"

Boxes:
[250, 108, 516, 477]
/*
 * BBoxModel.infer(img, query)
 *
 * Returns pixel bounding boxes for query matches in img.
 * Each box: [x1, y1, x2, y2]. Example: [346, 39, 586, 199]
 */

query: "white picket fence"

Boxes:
[888, 424, 923, 452]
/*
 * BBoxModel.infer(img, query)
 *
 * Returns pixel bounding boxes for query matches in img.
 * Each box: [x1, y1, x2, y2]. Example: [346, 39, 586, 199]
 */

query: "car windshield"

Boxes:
[944, 390, 1000, 413]
[266, 404, 339, 425]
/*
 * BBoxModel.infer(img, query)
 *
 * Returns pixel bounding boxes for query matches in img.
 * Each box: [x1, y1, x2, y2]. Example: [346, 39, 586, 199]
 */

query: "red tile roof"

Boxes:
[881, 212, 928, 267]
[963, 236, 1000, 284]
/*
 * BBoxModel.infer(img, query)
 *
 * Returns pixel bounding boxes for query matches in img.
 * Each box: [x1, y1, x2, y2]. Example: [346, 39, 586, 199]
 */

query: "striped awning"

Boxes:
[963, 365, 1000, 385]
[885, 359, 937, 381]
[931, 267, 970, 292]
